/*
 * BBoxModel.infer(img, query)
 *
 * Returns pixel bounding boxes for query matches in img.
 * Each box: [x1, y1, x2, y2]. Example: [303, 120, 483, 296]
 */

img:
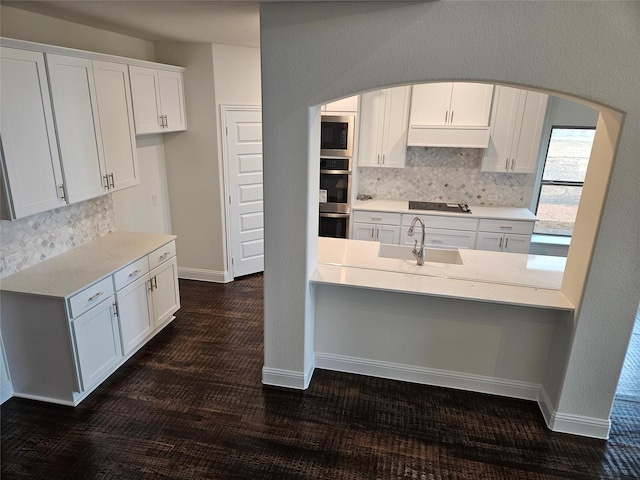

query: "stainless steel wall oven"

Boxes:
[319, 157, 352, 238]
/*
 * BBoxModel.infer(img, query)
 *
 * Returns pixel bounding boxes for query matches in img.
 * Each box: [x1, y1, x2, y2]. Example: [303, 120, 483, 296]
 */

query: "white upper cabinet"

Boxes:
[358, 86, 411, 168]
[92, 61, 140, 192]
[0, 47, 65, 220]
[322, 95, 359, 113]
[481, 86, 548, 173]
[408, 82, 494, 148]
[46, 54, 108, 203]
[129, 66, 186, 134]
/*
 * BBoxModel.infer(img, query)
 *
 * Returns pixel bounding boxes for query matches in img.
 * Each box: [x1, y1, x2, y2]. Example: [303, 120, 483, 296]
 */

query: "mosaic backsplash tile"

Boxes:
[0, 195, 116, 279]
[358, 147, 531, 206]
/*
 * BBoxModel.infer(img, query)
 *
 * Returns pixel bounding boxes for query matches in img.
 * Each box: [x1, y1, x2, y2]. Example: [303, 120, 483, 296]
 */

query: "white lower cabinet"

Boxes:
[0, 236, 179, 406]
[352, 211, 402, 244]
[476, 219, 534, 253]
[71, 297, 122, 391]
[401, 214, 479, 249]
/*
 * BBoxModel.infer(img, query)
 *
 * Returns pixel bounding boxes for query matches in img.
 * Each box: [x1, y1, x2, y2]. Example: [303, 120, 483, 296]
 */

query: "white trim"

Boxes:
[12, 392, 77, 407]
[0, 379, 13, 404]
[0, 37, 184, 72]
[538, 387, 611, 439]
[178, 267, 232, 283]
[262, 360, 315, 390]
[315, 352, 540, 400]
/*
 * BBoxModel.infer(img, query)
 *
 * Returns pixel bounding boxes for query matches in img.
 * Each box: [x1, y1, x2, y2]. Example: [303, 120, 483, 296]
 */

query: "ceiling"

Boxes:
[3, 1, 263, 48]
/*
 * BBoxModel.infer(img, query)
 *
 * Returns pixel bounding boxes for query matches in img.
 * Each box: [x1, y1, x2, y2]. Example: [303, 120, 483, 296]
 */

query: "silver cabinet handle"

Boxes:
[371, 227, 375, 240]
[58, 184, 66, 201]
[377, 154, 381, 165]
[103, 174, 110, 190]
[113, 302, 118, 317]
[371, 217, 382, 221]
[450, 110, 454, 124]
[382, 154, 385, 165]
[148, 279, 154, 291]
[163, 114, 168, 127]
[128, 269, 142, 277]
[109, 173, 115, 189]
[153, 276, 158, 290]
[505, 237, 509, 250]
[499, 226, 513, 230]
[511, 158, 515, 171]
[159, 115, 164, 127]
[444, 111, 448, 124]
[159, 251, 171, 261]
[499, 237, 503, 249]
[88, 291, 104, 302]
[505, 158, 509, 170]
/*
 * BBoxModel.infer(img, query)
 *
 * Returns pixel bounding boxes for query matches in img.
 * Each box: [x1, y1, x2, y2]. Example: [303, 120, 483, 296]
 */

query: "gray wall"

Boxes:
[259, 0, 640, 434]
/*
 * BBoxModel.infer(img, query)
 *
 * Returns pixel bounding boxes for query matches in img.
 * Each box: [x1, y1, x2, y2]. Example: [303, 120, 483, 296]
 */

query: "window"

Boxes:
[535, 127, 595, 236]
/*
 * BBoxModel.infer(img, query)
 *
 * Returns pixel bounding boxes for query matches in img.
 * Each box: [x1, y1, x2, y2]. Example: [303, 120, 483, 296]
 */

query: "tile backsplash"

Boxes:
[358, 147, 531, 206]
[0, 195, 116, 279]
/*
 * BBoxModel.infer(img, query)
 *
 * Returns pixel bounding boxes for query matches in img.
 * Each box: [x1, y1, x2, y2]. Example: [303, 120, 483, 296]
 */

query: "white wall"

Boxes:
[259, 1, 640, 437]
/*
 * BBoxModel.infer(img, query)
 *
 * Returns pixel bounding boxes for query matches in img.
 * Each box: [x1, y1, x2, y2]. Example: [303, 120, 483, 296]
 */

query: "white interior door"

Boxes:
[223, 106, 263, 278]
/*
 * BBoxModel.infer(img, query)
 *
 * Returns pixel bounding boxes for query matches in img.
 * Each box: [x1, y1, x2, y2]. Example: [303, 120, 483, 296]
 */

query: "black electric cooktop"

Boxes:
[408, 201, 472, 214]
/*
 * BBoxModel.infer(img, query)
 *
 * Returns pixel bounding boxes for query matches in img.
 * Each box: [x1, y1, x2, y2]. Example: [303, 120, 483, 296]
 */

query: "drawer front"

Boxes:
[148, 241, 176, 270]
[402, 214, 478, 231]
[479, 219, 534, 235]
[68, 276, 115, 319]
[401, 227, 476, 249]
[113, 256, 150, 291]
[353, 211, 401, 225]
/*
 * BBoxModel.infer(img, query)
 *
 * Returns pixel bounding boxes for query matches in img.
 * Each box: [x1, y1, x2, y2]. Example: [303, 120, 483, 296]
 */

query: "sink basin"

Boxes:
[378, 244, 463, 265]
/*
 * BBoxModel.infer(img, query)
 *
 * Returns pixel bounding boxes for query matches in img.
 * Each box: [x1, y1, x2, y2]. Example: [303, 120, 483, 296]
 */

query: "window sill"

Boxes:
[530, 234, 571, 257]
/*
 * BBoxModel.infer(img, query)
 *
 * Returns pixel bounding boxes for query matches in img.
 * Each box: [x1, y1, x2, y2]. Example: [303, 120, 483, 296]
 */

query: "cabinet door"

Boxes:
[358, 90, 385, 166]
[116, 274, 153, 356]
[481, 86, 521, 172]
[71, 297, 122, 391]
[0, 47, 65, 219]
[323, 95, 358, 113]
[352, 222, 375, 241]
[409, 83, 451, 125]
[46, 54, 108, 203]
[149, 256, 180, 328]
[129, 66, 162, 134]
[449, 83, 493, 126]
[158, 70, 186, 132]
[92, 61, 140, 191]
[511, 91, 548, 173]
[503, 233, 531, 254]
[476, 232, 504, 252]
[380, 86, 410, 168]
[376, 225, 400, 244]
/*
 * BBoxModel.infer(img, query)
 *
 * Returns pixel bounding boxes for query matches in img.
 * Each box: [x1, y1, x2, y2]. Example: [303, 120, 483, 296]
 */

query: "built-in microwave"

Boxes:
[320, 115, 354, 157]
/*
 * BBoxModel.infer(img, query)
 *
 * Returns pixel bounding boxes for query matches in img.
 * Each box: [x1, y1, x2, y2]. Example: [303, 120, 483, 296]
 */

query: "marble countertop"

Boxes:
[353, 199, 537, 221]
[312, 237, 573, 311]
[0, 231, 176, 299]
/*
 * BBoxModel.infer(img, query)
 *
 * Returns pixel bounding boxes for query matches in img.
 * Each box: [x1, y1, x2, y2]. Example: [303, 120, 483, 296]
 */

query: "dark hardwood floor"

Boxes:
[2, 275, 639, 479]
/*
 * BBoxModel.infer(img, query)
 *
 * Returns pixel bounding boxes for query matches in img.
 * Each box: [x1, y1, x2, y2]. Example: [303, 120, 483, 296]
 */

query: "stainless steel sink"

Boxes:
[378, 244, 463, 265]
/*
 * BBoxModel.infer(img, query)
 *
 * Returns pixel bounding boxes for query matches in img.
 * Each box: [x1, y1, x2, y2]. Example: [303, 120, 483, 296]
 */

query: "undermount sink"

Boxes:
[377, 244, 463, 265]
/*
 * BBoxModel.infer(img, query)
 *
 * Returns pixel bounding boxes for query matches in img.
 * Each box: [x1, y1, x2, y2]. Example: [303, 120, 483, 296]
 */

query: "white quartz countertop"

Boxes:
[353, 199, 537, 221]
[312, 237, 573, 311]
[0, 231, 176, 299]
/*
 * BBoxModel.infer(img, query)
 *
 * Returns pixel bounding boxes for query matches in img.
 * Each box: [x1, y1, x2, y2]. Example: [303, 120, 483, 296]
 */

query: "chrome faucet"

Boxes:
[407, 216, 426, 265]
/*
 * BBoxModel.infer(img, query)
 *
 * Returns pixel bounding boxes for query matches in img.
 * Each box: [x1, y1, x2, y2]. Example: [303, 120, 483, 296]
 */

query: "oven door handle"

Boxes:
[320, 169, 352, 175]
[319, 213, 350, 219]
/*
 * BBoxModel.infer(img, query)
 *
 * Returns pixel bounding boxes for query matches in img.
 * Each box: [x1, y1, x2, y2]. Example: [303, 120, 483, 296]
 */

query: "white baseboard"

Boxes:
[315, 352, 541, 400]
[1, 379, 13, 404]
[178, 267, 232, 283]
[538, 387, 611, 439]
[262, 360, 315, 390]
[12, 391, 76, 407]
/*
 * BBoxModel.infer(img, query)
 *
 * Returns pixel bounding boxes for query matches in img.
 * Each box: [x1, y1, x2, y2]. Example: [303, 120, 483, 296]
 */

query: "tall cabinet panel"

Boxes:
[92, 60, 140, 191]
[46, 54, 108, 203]
[0, 47, 65, 219]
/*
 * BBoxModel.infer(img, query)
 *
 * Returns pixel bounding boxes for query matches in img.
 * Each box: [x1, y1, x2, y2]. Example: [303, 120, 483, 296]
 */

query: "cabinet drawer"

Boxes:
[353, 211, 401, 225]
[402, 214, 478, 231]
[113, 256, 150, 291]
[401, 227, 476, 249]
[478, 219, 534, 235]
[68, 276, 114, 319]
[148, 241, 176, 270]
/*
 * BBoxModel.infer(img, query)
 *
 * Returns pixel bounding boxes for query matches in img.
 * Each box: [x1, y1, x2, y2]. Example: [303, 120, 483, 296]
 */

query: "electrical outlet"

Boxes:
[98, 220, 109, 231]
[152, 194, 158, 206]
[4, 253, 21, 268]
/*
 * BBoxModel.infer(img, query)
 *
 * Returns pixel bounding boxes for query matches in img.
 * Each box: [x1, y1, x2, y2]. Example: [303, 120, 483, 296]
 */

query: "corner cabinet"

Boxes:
[0, 233, 180, 406]
[358, 86, 411, 168]
[129, 66, 187, 134]
[0, 47, 66, 220]
[481, 86, 548, 173]
[407, 83, 494, 148]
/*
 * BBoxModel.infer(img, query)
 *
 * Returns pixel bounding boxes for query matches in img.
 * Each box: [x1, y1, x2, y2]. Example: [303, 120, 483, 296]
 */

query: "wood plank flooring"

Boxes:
[2, 275, 639, 479]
